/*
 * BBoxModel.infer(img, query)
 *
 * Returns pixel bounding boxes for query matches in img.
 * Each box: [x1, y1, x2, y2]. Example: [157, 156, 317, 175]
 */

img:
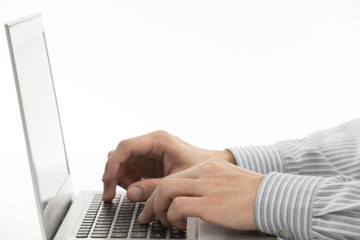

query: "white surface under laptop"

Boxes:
[5, 13, 276, 240]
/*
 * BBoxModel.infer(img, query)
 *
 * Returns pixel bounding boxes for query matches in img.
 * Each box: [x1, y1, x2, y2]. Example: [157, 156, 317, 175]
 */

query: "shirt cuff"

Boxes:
[256, 172, 324, 240]
[227, 145, 284, 174]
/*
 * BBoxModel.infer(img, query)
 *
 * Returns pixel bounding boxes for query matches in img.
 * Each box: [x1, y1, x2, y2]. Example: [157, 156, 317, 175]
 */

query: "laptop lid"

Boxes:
[5, 13, 74, 240]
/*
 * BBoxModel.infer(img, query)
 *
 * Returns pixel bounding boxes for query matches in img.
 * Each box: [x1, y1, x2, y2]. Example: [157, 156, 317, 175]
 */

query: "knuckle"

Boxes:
[200, 160, 219, 172]
[152, 130, 170, 143]
[153, 130, 169, 137]
[117, 139, 129, 149]
[149, 130, 172, 152]
[171, 197, 183, 211]
[107, 150, 114, 158]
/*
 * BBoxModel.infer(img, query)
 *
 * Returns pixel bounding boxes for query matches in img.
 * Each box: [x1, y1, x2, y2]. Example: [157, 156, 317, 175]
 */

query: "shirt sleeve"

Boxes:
[256, 173, 360, 240]
[228, 119, 360, 239]
[227, 118, 360, 177]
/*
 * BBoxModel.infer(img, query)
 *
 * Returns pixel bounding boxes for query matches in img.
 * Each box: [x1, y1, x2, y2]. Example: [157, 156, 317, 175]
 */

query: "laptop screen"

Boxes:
[8, 16, 69, 212]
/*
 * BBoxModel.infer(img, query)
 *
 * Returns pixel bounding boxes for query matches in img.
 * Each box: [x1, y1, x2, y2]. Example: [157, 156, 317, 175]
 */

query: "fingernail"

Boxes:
[138, 211, 145, 222]
[127, 187, 143, 201]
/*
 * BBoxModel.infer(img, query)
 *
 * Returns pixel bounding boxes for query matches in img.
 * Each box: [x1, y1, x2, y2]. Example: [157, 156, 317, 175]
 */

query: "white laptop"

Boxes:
[5, 13, 276, 240]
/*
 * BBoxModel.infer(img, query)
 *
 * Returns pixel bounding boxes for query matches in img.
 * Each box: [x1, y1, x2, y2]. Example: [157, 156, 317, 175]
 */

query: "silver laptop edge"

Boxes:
[5, 13, 74, 240]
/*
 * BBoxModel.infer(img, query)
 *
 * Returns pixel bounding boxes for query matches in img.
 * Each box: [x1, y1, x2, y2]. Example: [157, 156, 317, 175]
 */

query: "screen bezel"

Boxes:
[5, 13, 74, 240]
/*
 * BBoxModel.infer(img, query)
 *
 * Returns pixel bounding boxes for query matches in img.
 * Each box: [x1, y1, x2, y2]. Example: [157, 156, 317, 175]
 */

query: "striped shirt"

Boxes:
[228, 119, 360, 240]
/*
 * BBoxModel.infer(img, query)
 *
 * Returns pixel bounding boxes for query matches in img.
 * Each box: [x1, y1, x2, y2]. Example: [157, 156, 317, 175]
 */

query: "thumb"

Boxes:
[127, 178, 163, 202]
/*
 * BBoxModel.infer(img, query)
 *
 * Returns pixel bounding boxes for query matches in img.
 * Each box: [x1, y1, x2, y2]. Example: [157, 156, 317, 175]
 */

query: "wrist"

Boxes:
[205, 150, 235, 165]
[219, 150, 236, 165]
[208, 150, 236, 164]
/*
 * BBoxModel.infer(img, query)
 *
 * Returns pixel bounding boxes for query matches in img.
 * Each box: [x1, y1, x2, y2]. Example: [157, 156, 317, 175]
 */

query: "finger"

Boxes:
[127, 178, 163, 202]
[167, 196, 203, 230]
[102, 177, 118, 202]
[153, 178, 204, 227]
[137, 167, 202, 223]
[139, 178, 204, 227]
[105, 131, 169, 178]
[138, 188, 158, 225]
[103, 160, 140, 202]
[102, 132, 167, 201]
[102, 159, 122, 201]
[101, 141, 145, 201]
[103, 167, 140, 201]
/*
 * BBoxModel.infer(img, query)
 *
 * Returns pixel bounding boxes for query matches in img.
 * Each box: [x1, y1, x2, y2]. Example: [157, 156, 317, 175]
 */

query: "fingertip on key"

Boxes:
[127, 187, 144, 202]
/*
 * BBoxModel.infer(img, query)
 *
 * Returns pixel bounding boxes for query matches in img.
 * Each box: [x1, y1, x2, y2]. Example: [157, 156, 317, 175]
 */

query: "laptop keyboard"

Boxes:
[76, 194, 187, 239]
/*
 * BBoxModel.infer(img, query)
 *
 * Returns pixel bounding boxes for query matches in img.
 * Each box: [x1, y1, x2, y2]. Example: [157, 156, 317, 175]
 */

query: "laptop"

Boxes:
[5, 13, 276, 240]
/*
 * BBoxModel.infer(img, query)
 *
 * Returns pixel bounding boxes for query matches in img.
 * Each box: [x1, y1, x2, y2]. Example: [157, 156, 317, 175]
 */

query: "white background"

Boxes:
[1, 1, 360, 239]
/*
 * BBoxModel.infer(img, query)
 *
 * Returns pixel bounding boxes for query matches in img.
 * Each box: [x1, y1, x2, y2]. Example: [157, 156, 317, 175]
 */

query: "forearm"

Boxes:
[229, 119, 360, 239]
[256, 172, 360, 239]
[228, 119, 360, 176]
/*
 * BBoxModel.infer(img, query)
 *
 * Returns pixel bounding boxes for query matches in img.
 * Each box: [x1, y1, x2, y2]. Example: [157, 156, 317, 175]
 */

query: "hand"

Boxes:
[138, 157, 264, 231]
[102, 131, 236, 202]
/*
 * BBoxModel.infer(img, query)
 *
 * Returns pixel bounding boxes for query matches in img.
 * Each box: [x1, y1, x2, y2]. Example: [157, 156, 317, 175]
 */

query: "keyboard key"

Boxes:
[91, 234, 108, 238]
[94, 225, 111, 228]
[80, 223, 92, 227]
[98, 217, 114, 220]
[132, 228, 148, 232]
[113, 225, 130, 229]
[82, 220, 94, 223]
[79, 228, 91, 232]
[86, 214, 98, 218]
[114, 223, 131, 228]
[92, 230, 109, 233]
[111, 232, 128, 238]
[152, 223, 167, 230]
[112, 228, 129, 233]
[78, 229, 91, 232]
[79, 227, 91, 232]
[130, 232, 147, 238]
[79, 226, 91, 229]
[94, 223, 111, 226]
[150, 230, 167, 238]
[119, 209, 134, 212]
[170, 230, 186, 239]
[98, 215, 115, 218]
[76, 233, 89, 238]
[79, 194, 192, 240]
[87, 210, 98, 214]
[93, 227, 111, 231]
[132, 224, 148, 228]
